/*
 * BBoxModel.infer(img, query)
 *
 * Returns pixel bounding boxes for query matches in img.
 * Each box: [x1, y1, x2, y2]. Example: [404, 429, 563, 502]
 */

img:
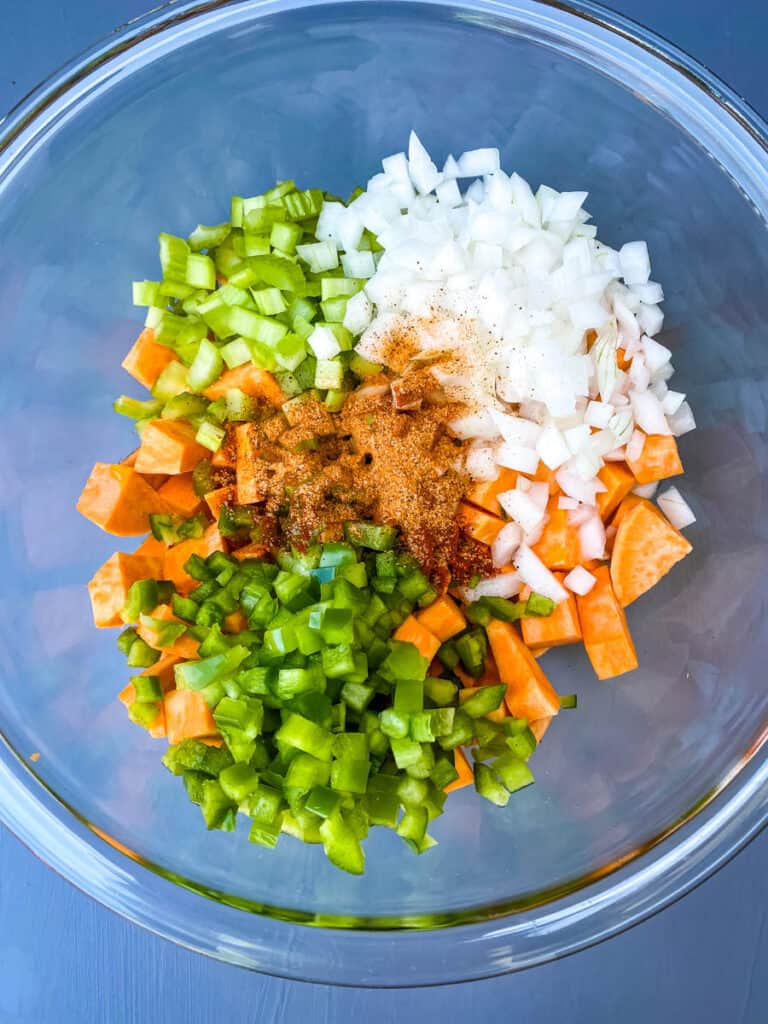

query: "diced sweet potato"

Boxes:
[532, 500, 581, 570]
[596, 463, 635, 521]
[121, 328, 176, 390]
[118, 684, 166, 737]
[164, 690, 218, 744]
[87, 551, 163, 627]
[77, 463, 173, 536]
[393, 615, 442, 662]
[235, 422, 263, 504]
[521, 575, 582, 648]
[158, 473, 203, 517]
[231, 542, 270, 562]
[134, 533, 167, 561]
[136, 604, 200, 660]
[164, 524, 226, 594]
[529, 717, 552, 742]
[444, 746, 474, 793]
[610, 494, 644, 531]
[626, 435, 683, 485]
[576, 565, 638, 679]
[486, 619, 561, 721]
[134, 420, 208, 476]
[121, 449, 168, 491]
[415, 594, 467, 642]
[610, 499, 692, 606]
[464, 468, 518, 516]
[204, 485, 235, 524]
[223, 610, 249, 634]
[458, 503, 505, 546]
[203, 365, 284, 406]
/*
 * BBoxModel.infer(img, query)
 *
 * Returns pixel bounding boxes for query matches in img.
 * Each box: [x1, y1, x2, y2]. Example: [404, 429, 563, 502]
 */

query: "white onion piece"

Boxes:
[633, 481, 658, 499]
[514, 545, 568, 603]
[526, 481, 550, 510]
[341, 250, 375, 279]
[638, 303, 664, 337]
[564, 565, 597, 595]
[461, 573, 521, 603]
[584, 400, 613, 428]
[490, 409, 542, 447]
[565, 424, 591, 454]
[492, 522, 523, 568]
[343, 291, 374, 334]
[568, 504, 594, 527]
[442, 154, 460, 178]
[626, 429, 646, 464]
[556, 467, 599, 506]
[382, 151, 409, 181]
[465, 446, 499, 481]
[632, 281, 664, 305]
[456, 147, 500, 177]
[496, 443, 539, 475]
[558, 495, 580, 511]
[657, 486, 696, 529]
[436, 178, 463, 208]
[449, 411, 499, 441]
[669, 401, 696, 436]
[641, 335, 672, 374]
[307, 325, 341, 359]
[590, 428, 619, 458]
[630, 391, 671, 435]
[536, 425, 572, 470]
[498, 489, 547, 534]
[619, 241, 651, 285]
[662, 390, 686, 416]
[408, 131, 441, 195]
[579, 513, 606, 560]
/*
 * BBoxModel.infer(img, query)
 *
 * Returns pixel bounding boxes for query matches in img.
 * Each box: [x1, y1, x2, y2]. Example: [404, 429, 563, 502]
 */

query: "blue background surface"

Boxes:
[1, 2, 766, 1020]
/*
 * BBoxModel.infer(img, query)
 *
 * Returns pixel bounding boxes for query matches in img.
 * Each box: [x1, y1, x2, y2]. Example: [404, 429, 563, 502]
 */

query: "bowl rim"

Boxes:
[1, 0, 767, 986]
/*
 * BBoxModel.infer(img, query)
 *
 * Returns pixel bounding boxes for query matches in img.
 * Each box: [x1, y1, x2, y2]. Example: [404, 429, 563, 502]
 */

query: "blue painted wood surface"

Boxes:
[1, 2, 766, 1020]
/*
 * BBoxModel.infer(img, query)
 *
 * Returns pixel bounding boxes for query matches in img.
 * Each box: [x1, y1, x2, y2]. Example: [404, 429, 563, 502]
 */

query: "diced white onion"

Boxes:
[633, 481, 658, 499]
[669, 401, 696, 436]
[341, 249, 376, 279]
[536, 425, 572, 470]
[584, 401, 613, 429]
[496, 443, 539, 475]
[579, 513, 606, 561]
[626, 429, 646, 464]
[498, 488, 547, 534]
[339, 135, 693, 509]
[619, 241, 651, 285]
[461, 573, 521, 603]
[465, 446, 499, 481]
[630, 390, 671, 435]
[492, 522, 523, 568]
[343, 291, 374, 335]
[307, 325, 340, 359]
[657, 486, 696, 529]
[456, 147, 501, 177]
[514, 545, 568, 603]
[563, 565, 597, 595]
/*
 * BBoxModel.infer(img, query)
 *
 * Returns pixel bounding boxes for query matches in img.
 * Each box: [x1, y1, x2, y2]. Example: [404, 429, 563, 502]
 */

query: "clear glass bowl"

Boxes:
[0, 0, 766, 986]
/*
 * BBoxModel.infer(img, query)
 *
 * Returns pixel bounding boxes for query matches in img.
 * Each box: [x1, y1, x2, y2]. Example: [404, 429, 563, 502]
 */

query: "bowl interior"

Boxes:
[0, 0, 767, 927]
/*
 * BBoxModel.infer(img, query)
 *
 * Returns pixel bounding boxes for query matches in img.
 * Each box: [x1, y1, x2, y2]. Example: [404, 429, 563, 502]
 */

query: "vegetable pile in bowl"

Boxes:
[77, 134, 695, 874]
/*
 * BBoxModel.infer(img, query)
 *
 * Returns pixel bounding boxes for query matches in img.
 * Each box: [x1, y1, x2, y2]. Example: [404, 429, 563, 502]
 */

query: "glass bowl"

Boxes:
[0, 0, 767, 987]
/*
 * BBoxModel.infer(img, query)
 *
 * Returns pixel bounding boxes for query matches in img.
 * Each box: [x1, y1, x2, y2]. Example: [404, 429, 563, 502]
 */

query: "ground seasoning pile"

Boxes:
[216, 374, 481, 584]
